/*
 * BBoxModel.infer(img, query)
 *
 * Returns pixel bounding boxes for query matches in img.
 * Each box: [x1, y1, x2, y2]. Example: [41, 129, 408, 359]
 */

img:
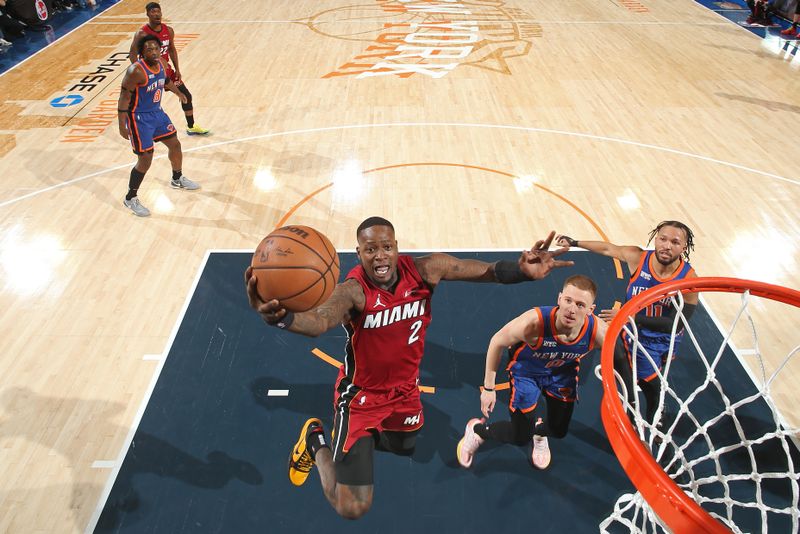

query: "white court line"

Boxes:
[267, 390, 289, 397]
[2, 121, 798, 210]
[83, 250, 212, 534]
[87, 19, 733, 26]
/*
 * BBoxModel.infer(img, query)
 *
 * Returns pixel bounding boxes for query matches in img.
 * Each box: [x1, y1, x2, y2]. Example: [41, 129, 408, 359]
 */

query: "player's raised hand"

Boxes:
[480, 389, 496, 418]
[519, 231, 574, 280]
[556, 234, 578, 248]
[598, 307, 619, 323]
[244, 266, 289, 324]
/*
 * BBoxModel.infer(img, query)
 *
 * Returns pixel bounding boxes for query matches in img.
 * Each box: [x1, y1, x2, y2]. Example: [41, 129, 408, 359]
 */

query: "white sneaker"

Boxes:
[456, 418, 485, 468]
[531, 434, 551, 469]
[123, 197, 151, 217]
[170, 175, 200, 190]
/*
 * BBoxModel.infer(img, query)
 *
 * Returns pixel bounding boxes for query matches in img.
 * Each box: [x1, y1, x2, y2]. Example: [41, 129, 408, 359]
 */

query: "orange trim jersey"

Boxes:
[130, 60, 165, 113]
[506, 306, 598, 378]
[343, 255, 433, 391]
[626, 250, 695, 334]
[623, 250, 695, 380]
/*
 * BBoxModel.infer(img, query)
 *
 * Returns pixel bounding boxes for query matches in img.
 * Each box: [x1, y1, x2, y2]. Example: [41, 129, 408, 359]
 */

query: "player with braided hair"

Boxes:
[556, 221, 698, 425]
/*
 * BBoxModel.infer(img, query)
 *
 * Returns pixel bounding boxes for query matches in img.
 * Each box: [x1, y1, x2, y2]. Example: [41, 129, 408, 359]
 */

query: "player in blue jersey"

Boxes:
[117, 34, 200, 217]
[556, 221, 698, 424]
[457, 275, 607, 469]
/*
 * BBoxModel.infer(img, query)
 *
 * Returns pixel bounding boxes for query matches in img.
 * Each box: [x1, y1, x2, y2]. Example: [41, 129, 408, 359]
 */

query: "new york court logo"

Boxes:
[302, 0, 541, 79]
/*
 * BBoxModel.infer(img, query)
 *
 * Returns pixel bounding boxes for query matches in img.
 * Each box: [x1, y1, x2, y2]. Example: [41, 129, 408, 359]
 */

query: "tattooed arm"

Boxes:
[245, 267, 365, 337]
[414, 231, 573, 287]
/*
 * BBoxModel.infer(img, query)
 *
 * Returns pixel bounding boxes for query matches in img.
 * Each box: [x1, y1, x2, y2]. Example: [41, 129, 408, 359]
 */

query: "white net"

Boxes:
[600, 284, 800, 533]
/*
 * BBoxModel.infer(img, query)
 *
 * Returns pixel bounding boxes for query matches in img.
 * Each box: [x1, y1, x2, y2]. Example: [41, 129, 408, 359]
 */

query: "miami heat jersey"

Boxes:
[626, 250, 694, 339]
[131, 60, 165, 113]
[344, 255, 432, 391]
[140, 23, 171, 63]
[507, 306, 598, 378]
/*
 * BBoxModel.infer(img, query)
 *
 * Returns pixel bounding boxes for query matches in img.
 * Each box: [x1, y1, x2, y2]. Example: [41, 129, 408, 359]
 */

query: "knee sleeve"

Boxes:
[178, 83, 193, 111]
[335, 437, 374, 486]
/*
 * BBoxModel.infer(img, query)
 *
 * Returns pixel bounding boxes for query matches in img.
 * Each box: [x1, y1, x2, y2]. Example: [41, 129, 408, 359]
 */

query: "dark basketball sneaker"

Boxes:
[288, 418, 323, 486]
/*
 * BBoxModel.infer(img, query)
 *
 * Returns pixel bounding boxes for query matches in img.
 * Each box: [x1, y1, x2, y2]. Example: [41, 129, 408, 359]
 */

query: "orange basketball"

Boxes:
[251, 225, 340, 312]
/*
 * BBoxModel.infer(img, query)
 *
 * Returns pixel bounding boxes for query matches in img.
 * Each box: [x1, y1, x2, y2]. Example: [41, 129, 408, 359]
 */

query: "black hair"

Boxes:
[138, 34, 161, 56]
[646, 220, 695, 261]
[145, 2, 160, 12]
[356, 217, 394, 238]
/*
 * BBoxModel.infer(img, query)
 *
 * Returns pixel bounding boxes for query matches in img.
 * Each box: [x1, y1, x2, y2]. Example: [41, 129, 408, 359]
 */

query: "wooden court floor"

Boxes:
[0, 0, 799, 531]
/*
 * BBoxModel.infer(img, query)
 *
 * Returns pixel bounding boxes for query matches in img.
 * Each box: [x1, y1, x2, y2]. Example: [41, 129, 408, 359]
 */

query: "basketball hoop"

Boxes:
[599, 277, 800, 533]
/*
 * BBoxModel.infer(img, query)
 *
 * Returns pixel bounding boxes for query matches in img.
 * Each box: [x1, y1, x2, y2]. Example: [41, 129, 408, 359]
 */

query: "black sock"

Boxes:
[186, 115, 194, 128]
[307, 428, 329, 460]
[126, 167, 146, 200]
[172, 170, 182, 182]
[534, 419, 548, 437]
[473, 421, 489, 440]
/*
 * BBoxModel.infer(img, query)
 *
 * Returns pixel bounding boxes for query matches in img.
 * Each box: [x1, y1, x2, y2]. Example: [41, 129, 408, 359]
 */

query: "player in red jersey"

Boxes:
[245, 217, 573, 519]
[128, 2, 210, 136]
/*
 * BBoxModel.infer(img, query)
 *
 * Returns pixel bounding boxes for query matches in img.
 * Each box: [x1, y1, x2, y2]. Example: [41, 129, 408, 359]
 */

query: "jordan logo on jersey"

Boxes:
[374, 294, 386, 308]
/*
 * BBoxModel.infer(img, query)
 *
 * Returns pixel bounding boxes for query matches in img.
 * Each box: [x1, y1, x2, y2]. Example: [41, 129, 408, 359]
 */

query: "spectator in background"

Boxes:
[746, 0, 774, 26]
[0, 0, 26, 44]
[52, 0, 97, 12]
[0, 0, 9, 49]
[780, 1, 800, 36]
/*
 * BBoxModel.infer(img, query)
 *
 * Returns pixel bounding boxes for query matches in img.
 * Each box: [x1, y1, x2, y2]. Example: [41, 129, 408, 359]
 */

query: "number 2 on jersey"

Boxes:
[408, 319, 422, 345]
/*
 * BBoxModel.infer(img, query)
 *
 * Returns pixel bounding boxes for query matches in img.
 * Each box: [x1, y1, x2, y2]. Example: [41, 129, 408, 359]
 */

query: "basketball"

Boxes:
[251, 225, 340, 312]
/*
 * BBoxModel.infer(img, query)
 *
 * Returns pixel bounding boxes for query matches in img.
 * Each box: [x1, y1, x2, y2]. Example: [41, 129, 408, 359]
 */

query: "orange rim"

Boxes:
[600, 277, 800, 534]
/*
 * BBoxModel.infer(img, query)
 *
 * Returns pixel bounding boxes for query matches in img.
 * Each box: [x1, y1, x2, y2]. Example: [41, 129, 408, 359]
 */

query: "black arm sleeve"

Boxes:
[634, 303, 697, 333]
[494, 260, 529, 284]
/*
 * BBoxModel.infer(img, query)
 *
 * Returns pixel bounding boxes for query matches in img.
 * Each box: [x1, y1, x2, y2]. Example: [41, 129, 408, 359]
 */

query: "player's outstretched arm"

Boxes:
[415, 231, 573, 286]
[480, 309, 539, 418]
[245, 267, 363, 338]
[117, 65, 143, 139]
[556, 234, 642, 272]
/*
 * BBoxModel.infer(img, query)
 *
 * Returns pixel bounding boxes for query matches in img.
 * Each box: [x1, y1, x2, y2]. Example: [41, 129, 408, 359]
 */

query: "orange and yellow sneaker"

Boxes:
[288, 418, 323, 486]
